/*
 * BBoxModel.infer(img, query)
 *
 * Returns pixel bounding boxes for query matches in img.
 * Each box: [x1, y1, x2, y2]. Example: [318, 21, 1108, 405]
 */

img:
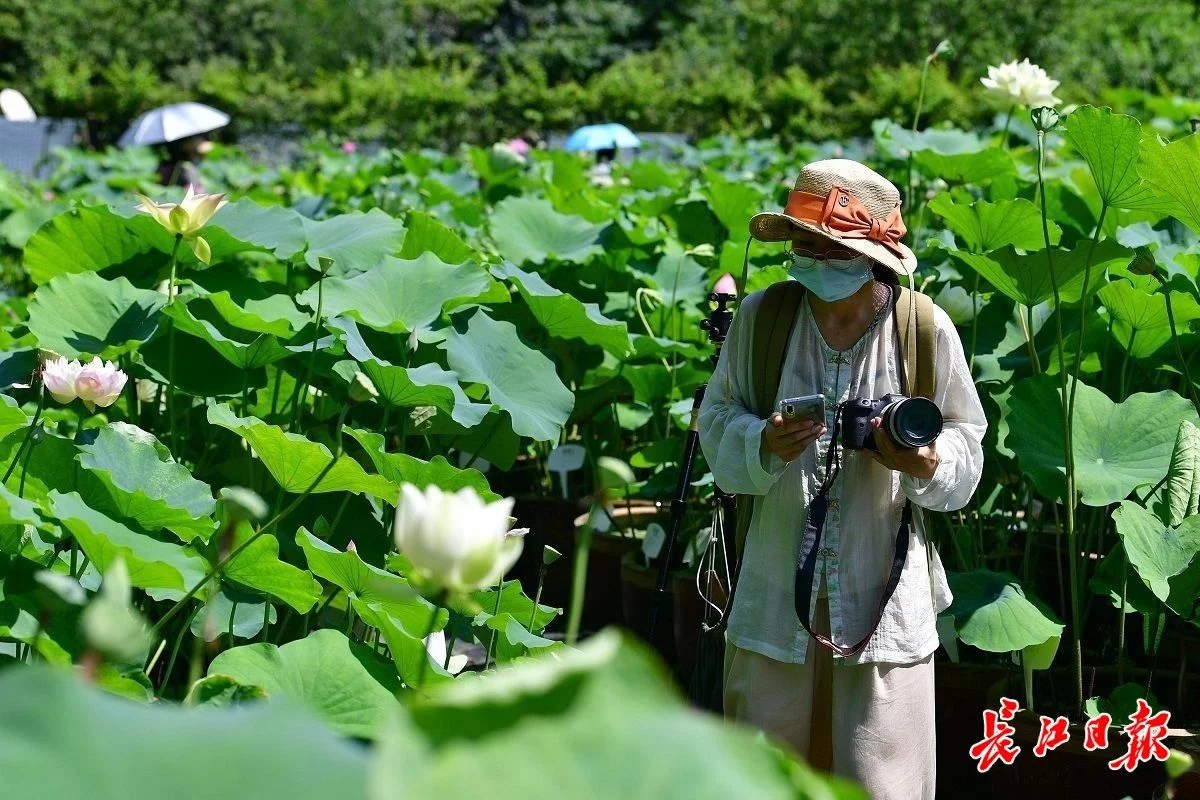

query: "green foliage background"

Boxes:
[3, 0, 1199, 146]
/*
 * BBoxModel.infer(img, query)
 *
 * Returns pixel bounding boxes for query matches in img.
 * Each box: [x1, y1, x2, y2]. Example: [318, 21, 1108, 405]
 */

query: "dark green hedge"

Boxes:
[2, 0, 1198, 146]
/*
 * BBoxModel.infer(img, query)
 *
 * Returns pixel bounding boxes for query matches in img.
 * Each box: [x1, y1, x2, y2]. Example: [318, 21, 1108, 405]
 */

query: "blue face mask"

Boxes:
[788, 252, 873, 302]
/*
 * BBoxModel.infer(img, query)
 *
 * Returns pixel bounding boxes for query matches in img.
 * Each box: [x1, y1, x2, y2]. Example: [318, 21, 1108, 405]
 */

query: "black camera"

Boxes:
[841, 394, 943, 452]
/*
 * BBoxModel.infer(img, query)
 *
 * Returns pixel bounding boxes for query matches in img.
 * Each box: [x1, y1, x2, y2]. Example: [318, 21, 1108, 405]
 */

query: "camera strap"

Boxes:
[792, 403, 912, 658]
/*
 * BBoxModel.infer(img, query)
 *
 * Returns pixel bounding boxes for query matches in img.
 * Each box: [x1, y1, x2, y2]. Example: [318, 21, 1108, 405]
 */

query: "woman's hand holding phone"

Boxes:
[761, 413, 826, 463]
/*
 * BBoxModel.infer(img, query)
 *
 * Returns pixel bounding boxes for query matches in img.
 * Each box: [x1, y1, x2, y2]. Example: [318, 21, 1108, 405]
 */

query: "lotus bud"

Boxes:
[1031, 106, 1060, 133]
[74, 358, 129, 411]
[393, 483, 519, 595]
[346, 540, 358, 553]
[714, 273, 738, 296]
[81, 557, 153, 664]
[932, 39, 955, 62]
[407, 328, 420, 353]
[542, 545, 562, 566]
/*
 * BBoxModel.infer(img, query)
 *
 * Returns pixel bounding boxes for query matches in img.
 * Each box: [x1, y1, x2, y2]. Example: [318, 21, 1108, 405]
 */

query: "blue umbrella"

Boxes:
[563, 123, 642, 152]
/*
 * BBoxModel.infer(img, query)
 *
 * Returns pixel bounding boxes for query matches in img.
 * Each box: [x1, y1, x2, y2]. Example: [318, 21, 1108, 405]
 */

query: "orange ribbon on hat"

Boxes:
[784, 186, 907, 256]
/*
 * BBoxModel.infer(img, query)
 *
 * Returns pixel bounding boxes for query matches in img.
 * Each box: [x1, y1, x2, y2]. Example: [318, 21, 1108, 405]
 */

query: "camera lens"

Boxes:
[883, 397, 943, 448]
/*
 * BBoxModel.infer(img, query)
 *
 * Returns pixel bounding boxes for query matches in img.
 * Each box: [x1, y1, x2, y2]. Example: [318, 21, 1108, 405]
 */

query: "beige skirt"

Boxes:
[723, 577, 937, 800]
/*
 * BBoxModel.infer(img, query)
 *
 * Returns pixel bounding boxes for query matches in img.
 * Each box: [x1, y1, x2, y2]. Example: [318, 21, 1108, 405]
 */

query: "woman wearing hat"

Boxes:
[698, 160, 987, 799]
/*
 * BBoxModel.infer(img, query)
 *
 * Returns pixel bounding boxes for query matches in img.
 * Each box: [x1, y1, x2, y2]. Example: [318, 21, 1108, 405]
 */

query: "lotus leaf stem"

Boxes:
[1036, 130, 1083, 718]
[166, 234, 183, 456]
[2, 386, 44, 485]
[159, 603, 203, 694]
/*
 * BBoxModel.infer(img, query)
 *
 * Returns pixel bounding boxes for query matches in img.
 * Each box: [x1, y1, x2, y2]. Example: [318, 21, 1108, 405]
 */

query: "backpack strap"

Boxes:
[894, 284, 938, 400]
[733, 280, 806, 562]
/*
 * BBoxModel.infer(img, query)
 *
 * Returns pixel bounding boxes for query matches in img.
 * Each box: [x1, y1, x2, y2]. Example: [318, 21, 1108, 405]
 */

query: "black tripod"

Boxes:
[647, 290, 739, 646]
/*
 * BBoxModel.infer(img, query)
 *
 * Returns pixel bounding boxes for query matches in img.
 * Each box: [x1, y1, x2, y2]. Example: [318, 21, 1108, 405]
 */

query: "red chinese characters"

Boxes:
[1108, 699, 1171, 772]
[969, 697, 1021, 772]
[1032, 715, 1070, 757]
[971, 697, 1173, 772]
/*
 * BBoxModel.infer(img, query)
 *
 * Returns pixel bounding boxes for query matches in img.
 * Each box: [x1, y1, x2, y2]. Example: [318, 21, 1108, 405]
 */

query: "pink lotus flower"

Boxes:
[714, 273, 738, 296]
[42, 357, 128, 411]
[506, 138, 531, 156]
[342, 140, 357, 154]
[41, 356, 83, 405]
[75, 358, 128, 411]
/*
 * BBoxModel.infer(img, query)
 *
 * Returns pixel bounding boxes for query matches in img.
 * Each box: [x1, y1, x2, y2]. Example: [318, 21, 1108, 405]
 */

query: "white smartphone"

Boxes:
[778, 394, 825, 424]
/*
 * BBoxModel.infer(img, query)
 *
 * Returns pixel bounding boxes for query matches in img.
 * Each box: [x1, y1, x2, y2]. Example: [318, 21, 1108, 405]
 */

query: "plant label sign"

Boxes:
[547, 443, 586, 498]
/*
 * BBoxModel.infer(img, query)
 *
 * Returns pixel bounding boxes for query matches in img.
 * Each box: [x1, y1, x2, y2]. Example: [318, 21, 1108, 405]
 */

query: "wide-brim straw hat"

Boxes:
[749, 159, 916, 276]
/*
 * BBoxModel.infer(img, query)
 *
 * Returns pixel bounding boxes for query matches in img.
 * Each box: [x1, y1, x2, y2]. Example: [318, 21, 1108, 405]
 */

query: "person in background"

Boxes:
[158, 134, 212, 190]
[589, 147, 616, 187]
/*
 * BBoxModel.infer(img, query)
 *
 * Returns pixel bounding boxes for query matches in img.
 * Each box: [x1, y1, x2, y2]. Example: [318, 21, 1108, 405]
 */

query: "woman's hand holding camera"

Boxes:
[761, 413, 826, 463]
[865, 416, 939, 479]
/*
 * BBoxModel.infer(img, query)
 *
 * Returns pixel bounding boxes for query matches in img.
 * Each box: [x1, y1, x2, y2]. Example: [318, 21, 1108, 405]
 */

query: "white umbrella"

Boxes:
[0, 89, 37, 122]
[118, 102, 229, 147]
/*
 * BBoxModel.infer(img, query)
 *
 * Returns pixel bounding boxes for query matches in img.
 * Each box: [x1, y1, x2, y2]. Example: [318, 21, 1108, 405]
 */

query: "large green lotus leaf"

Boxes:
[928, 195, 1060, 253]
[0, 667, 367, 799]
[492, 262, 630, 356]
[399, 210, 476, 264]
[207, 404, 396, 501]
[187, 265, 310, 337]
[351, 598, 451, 690]
[0, 430, 81, 508]
[373, 630, 863, 799]
[1007, 376, 1199, 505]
[951, 239, 1131, 306]
[469, 579, 560, 634]
[206, 199, 306, 260]
[0, 481, 44, 556]
[302, 207, 407, 274]
[1138, 132, 1200, 234]
[702, 178, 760, 242]
[441, 312, 574, 442]
[22, 205, 151, 285]
[1166, 555, 1200, 626]
[77, 425, 217, 543]
[1098, 280, 1200, 358]
[874, 119, 986, 158]
[207, 629, 402, 738]
[296, 527, 443, 634]
[1152, 420, 1200, 527]
[944, 569, 1063, 652]
[647, 251, 708, 308]
[0, 349, 39, 392]
[914, 148, 1015, 184]
[222, 522, 321, 613]
[1113, 501, 1200, 601]
[163, 299, 292, 369]
[27, 272, 165, 360]
[343, 427, 496, 502]
[1061, 106, 1167, 212]
[300, 254, 496, 334]
[328, 317, 490, 427]
[489, 195, 607, 266]
[48, 491, 208, 599]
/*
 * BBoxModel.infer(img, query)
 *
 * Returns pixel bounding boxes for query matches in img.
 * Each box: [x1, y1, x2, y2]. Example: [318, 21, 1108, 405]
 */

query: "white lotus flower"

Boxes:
[980, 58, 1061, 108]
[41, 356, 83, 404]
[394, 483, 520, 595]
[135, 379, 158, 404]
[74, 358, 128, 411]
[135, 185, 228, 264]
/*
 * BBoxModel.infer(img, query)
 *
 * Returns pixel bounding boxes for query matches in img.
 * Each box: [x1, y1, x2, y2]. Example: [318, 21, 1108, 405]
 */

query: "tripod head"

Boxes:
[699, 291, 736, 367]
